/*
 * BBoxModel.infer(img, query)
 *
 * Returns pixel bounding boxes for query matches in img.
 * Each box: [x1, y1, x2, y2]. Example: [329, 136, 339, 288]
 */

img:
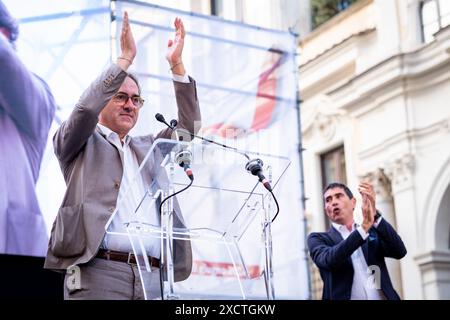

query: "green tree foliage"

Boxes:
[312, 0, 360, 29]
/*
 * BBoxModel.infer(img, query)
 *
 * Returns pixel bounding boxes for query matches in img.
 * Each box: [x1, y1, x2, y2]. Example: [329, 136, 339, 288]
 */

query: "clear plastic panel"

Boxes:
[105, 138, 290, 299]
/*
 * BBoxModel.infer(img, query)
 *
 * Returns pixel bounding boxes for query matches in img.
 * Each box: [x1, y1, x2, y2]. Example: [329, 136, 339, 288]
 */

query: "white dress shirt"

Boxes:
[331, 218, 385, 300]
[98, 124, 161, 257]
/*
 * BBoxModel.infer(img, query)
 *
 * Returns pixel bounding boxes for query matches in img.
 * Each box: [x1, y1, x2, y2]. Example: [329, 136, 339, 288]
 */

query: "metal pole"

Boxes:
[290, 30, 312, 300]
[263, 165, 275, 300]
[164, 152, 177, 299]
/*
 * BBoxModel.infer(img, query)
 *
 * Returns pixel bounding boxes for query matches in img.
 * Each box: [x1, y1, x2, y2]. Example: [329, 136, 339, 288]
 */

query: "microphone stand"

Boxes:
[155, 113, 279, 219]
[154, 115, 192, 300]
[155, 113, 279, 300]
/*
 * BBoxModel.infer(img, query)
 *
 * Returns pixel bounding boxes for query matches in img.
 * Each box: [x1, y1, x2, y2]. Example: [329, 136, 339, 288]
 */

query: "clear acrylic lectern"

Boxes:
[105, 138, 290, 300]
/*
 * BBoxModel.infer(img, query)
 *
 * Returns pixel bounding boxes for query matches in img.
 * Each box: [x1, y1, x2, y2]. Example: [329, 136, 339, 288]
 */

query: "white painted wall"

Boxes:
[300, 0, 450, 299]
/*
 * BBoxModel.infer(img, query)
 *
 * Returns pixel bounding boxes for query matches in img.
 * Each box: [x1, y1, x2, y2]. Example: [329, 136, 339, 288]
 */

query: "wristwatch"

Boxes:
[374, 210, 382, 221]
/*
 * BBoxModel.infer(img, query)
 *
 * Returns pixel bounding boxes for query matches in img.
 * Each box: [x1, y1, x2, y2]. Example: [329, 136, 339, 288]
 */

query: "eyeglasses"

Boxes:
[112, 92, 145, 108]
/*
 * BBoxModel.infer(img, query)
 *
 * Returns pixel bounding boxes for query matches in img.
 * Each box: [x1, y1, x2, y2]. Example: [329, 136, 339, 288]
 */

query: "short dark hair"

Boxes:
[323, 182, 354, 199]
[126, 73, 141, 95]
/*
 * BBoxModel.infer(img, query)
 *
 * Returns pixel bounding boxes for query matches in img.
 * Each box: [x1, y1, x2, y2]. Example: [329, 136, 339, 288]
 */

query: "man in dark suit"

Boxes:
[307, 182, 406, 300]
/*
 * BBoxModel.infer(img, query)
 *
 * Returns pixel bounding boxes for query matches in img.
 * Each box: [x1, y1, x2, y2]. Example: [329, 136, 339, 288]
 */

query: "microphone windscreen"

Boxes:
[155, 113, 165, 122]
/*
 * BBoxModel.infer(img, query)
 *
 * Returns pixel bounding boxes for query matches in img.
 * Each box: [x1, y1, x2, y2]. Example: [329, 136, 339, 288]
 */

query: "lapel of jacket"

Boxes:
[129, 137, 155, 189]
[329, 225, 370, 264]
[96, 126, 112, 144]
[328, 226, 343, 244]
[95, 126, 122, 154]
[95, 126, 105, 137]
[129, 137, 148, 165]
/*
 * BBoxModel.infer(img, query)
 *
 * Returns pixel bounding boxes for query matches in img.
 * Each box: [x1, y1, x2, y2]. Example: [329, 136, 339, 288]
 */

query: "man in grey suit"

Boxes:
[44, 12, 201, 300]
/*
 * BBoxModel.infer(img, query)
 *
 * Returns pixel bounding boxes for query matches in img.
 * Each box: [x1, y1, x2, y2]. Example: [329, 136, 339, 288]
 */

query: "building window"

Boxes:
[210, 0, 224, 17]
[320, 145, 347, 229]
[311, 0, 360, 29]
[308, 145, 347, 299]
[210, 0, 243, 22]
[421, 0, 450, 43]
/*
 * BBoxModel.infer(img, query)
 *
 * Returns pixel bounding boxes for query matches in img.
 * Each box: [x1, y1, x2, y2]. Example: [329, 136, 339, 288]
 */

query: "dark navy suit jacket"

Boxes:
[307, 218, 407, 300]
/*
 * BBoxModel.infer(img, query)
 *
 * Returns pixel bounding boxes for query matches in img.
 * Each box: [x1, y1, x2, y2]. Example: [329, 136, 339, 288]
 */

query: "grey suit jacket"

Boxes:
[44, 64, 201, 282]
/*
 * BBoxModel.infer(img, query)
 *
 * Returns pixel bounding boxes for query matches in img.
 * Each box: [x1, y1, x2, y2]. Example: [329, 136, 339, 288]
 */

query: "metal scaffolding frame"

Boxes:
[11, 0, 309, 299]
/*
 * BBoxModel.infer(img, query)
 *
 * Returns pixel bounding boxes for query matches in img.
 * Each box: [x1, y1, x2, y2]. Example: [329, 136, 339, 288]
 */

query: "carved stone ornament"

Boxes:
[384, 154, 415, 192]
[361, 168, 393, 200]
[315, 112, 336, 141]
[302, 95, 346, 141]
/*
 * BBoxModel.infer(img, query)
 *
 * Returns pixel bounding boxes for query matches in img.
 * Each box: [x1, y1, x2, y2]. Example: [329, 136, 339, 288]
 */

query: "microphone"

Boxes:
[155, 113, 193, 180]
[155, 113, 175, 130]
[245, 158, 272, 191]
[174, 148, 193, 180]
[170, 119, 178, 129]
